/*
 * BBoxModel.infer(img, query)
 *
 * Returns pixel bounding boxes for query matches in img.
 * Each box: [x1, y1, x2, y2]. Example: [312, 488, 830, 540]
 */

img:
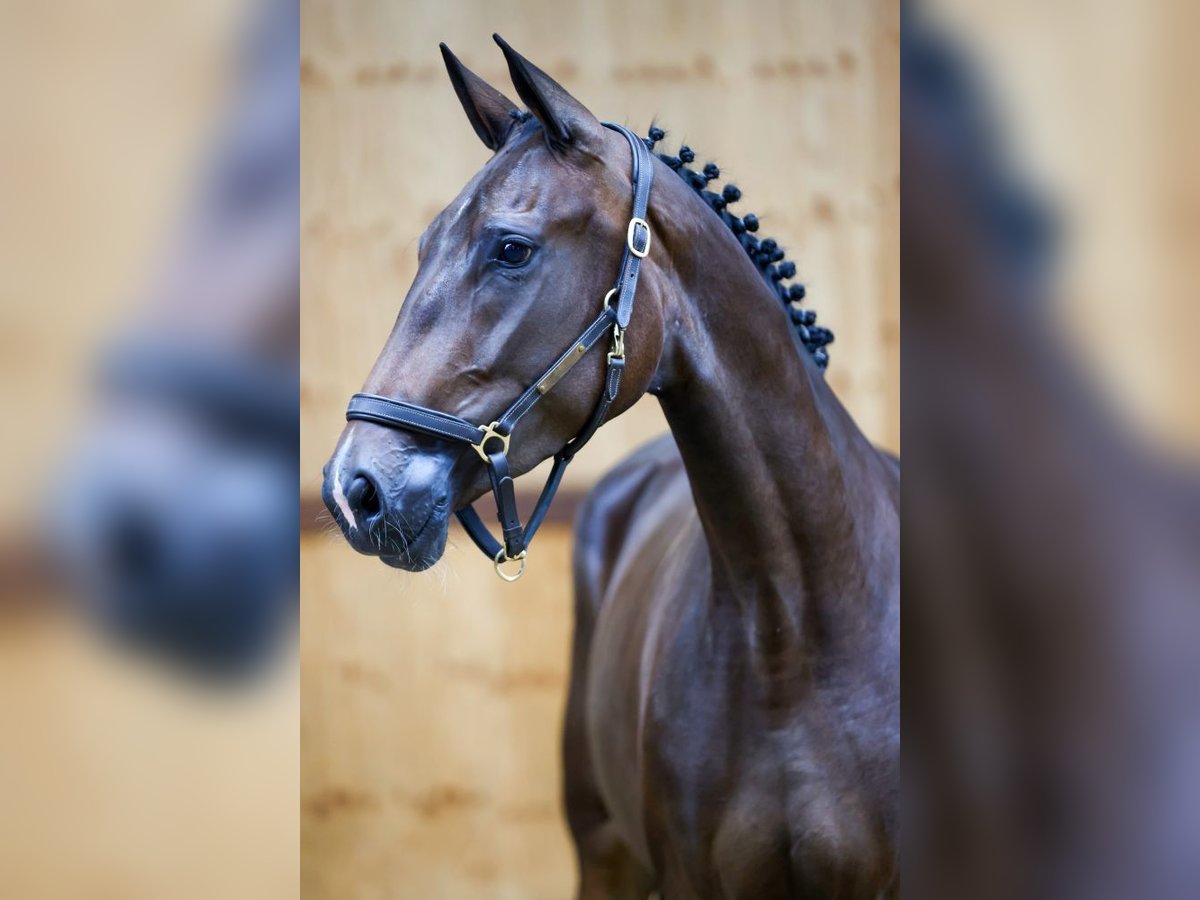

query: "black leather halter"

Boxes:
[345, 122, 654, 581]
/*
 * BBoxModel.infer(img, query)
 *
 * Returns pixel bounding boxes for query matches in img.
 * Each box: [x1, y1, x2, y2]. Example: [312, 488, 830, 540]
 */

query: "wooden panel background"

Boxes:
[929, 0, 1200, 455]
[300, 1, 900, 897]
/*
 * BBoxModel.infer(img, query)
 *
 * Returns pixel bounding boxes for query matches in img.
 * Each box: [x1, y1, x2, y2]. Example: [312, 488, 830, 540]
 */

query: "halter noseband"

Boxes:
[345, 123, 654, 581]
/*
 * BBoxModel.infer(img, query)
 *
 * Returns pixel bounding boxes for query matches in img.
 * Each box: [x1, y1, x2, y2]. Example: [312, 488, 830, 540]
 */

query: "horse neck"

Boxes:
[648, 180, 895, 622]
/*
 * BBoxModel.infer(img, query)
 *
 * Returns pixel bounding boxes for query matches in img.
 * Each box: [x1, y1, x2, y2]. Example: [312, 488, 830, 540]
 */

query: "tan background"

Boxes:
[929, 0, 1200, 455]
[301, 1, 900, 897]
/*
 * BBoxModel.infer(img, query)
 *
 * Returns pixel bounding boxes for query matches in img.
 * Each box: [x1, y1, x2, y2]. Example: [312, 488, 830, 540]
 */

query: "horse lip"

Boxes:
[401, 505, 439, 546]
[373, 505, 446, 571]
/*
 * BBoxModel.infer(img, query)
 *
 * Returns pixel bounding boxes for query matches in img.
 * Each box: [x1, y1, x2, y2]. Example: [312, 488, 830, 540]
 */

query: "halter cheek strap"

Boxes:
[345, 122, 654, 580]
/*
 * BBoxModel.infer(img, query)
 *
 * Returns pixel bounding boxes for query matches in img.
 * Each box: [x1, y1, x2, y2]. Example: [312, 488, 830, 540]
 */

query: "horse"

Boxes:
[56, 0, 299, 677]
[322, 36, 899, 898]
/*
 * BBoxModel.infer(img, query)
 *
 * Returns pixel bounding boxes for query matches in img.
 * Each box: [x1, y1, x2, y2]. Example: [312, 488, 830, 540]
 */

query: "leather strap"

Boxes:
[607, 124, 654, 329]
[348, 306, 616, 442]
[346, 393, 483, 444]
[496, 306, 617, 433]
[345, 121, 651, 574]
[453, 353, 624, 561]
[485, 450, 523, 557]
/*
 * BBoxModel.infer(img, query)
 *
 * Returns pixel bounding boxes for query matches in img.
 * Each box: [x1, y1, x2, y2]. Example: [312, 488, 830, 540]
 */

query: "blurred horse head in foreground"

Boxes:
[56, 0, 298, 679]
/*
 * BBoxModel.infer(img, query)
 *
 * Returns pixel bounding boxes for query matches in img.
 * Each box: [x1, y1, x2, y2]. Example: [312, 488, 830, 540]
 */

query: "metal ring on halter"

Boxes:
[493, 547, 527, 582]
[472, 420, 510, 462]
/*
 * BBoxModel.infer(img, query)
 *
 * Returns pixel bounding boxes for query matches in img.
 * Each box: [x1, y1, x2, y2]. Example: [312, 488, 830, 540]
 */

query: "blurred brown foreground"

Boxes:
[905, 2, 1200, 898]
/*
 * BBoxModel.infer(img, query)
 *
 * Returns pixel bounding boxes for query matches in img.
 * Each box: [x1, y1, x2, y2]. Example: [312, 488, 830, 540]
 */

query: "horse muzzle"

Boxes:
[322, 425, 454, 571]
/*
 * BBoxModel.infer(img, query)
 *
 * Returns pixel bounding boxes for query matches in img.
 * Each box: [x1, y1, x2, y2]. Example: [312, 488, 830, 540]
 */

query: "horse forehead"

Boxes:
[438, 146, 594, 237]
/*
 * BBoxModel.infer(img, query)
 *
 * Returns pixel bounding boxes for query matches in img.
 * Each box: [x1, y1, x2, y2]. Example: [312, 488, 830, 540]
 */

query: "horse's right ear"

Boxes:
[493, 34, 604, 153]
[440, 43, 519, 151]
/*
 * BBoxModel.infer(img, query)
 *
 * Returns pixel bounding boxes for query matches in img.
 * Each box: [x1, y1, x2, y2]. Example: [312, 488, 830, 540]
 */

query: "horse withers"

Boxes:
[323, 36, 898, 899]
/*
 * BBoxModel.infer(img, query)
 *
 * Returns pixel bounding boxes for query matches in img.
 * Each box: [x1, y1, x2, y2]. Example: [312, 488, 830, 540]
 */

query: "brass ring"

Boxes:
[472, 421, 510, 463]
[602, 287, 618, 313]
[493, 548, 527, 582]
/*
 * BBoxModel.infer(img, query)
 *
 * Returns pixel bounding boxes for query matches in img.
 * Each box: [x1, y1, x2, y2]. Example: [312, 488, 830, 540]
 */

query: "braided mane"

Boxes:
[642, 126, 834, 369]
[505, 111, 835, 367]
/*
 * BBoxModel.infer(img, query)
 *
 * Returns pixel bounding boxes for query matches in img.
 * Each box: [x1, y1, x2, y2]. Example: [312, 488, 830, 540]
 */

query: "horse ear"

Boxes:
[493, 33, 603, 151]
[440, 43, 520, 151]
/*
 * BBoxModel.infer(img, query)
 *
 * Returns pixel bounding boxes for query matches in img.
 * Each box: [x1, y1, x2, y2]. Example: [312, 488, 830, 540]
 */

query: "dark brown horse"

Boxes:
[323, 37, 898, 898]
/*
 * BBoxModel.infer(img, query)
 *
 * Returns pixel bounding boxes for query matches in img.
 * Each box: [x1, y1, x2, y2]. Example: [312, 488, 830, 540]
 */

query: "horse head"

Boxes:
[323, 37, 668, 571]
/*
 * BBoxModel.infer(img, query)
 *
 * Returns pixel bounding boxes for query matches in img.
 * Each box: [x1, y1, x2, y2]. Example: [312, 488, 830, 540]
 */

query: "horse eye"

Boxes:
[498, 240, 533, 266]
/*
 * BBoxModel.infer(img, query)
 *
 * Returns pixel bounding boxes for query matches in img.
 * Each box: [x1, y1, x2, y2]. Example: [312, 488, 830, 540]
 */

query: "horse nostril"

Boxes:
[346, 473, 383, 522]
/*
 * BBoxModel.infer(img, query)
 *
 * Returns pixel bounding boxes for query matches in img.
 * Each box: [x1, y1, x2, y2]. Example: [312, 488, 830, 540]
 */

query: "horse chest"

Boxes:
[588, 594, 893, 897]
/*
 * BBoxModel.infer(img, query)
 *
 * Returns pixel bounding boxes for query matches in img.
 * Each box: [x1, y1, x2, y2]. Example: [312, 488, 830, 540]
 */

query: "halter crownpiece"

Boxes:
[345, 122, 654, 581]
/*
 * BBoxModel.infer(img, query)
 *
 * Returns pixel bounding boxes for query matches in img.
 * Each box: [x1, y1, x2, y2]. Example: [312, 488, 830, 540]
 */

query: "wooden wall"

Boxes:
[302, 528, 578, 898]
[0, 0, 247, 538]
[300, 1, 900, 897]
[930, 0, 1200, 455]
[0, 610, 298, 900]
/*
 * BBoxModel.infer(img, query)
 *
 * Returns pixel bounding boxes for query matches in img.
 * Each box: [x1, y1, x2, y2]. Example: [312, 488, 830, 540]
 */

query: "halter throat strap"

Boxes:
[345, 122, 654, 580]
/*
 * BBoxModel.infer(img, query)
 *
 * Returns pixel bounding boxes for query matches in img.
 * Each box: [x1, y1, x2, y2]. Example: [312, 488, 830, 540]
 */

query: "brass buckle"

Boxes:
[626, 217, 651, 258]
[602, 289, 625, 362]
[493, 547, 527, 582]
[608, 324, 625, 362]
[472, 421, 510, 462]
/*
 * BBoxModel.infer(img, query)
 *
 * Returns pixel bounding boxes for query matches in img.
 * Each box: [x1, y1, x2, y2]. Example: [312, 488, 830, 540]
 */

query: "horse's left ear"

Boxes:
[493, 34, 604, 152]
[440, 43, 520, 151]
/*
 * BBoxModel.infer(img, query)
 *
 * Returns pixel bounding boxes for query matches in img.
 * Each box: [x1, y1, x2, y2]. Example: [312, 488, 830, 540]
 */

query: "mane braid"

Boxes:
[642, 125, 834, 368]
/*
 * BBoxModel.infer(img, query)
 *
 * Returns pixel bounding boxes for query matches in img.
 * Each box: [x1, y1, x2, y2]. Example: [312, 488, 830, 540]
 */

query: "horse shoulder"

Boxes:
[568, 434, 706, 864]
[572, 432, 692, 614]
